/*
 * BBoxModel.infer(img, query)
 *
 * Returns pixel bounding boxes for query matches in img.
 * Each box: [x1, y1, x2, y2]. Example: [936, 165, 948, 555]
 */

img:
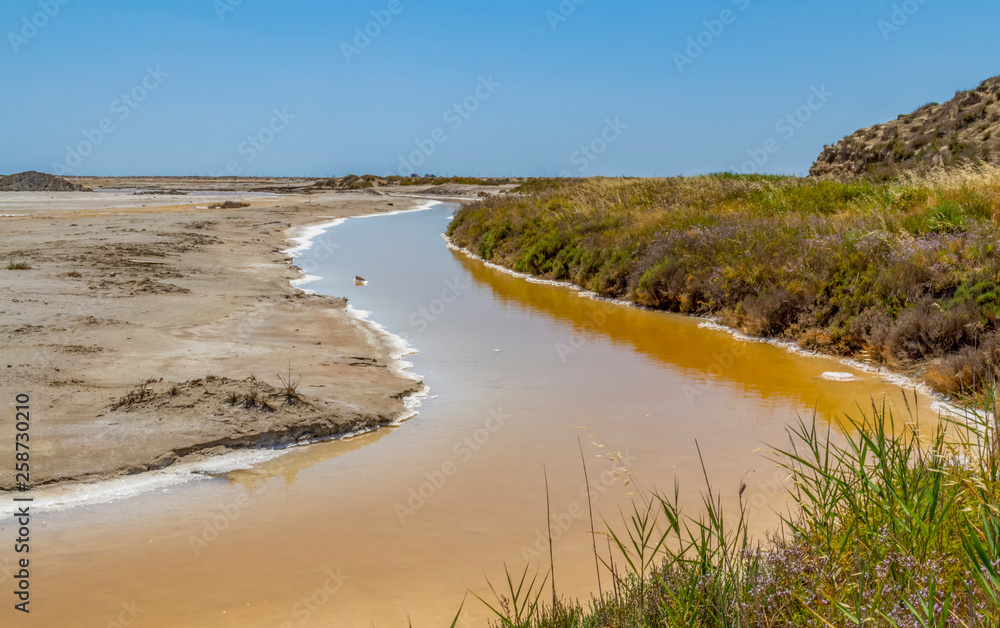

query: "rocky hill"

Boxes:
[810, 76, 1000, 178]
[0, 170, 90, 191]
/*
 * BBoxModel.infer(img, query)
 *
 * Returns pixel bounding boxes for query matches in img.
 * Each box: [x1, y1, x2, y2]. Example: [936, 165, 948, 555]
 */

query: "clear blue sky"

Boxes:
[1, 0, 997, 177]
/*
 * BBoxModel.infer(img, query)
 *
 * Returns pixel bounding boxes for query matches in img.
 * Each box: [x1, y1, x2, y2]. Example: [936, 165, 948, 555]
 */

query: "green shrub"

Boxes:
[447, 171, 1000, 395]
[904, 201, 968, 234]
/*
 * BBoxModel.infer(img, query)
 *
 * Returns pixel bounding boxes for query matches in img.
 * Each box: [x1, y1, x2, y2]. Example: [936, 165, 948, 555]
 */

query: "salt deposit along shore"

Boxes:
[0, 178, 501, 490]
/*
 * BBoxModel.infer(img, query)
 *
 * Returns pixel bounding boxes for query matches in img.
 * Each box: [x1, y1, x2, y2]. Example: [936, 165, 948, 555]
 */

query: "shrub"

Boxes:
[925, 333, 1000, 394]
[110, 379, 155, 410]
[885, 299, 979, 361]
[904, 201, 969, 234]
[447, 169, 1000, 395]
[739, 287, 808, 336]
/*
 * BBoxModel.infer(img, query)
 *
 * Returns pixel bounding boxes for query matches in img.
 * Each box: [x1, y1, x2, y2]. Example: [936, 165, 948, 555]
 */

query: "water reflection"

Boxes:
[453, 248, 931, 430]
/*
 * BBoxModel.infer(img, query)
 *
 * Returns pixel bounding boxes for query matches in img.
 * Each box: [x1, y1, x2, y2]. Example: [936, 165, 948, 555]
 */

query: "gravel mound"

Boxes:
[0, 171, 90, 192]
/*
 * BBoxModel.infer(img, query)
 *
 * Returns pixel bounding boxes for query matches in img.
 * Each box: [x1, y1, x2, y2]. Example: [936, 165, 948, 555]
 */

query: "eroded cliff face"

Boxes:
[810, 76, 1000, 178]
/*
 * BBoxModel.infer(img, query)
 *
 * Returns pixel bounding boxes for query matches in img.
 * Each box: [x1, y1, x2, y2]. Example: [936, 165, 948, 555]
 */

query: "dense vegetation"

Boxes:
[447, 168, 1000, 397]
[476, 400, 1000, 627]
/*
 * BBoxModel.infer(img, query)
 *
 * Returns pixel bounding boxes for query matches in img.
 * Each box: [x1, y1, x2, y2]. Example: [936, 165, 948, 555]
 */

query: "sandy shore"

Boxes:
[0, 180, 499, 490]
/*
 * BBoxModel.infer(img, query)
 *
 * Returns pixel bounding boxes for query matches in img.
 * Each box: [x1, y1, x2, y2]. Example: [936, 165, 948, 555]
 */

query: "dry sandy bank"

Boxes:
[0, 185, 461, 489]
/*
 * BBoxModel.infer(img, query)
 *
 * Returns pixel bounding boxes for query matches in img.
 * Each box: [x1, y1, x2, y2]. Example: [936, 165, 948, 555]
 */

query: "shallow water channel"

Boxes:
[1, 201, 938, 627]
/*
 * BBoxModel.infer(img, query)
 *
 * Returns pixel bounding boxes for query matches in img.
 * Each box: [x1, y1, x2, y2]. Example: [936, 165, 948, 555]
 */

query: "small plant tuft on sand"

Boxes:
[275, 362, 304, 405]
[208, 201, 250, 209]
[225, 383, 275, 412]
[110, 380, 155, 410]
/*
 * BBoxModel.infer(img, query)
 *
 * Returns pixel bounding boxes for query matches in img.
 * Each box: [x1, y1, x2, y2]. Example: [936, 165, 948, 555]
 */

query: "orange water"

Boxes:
[0, 202, 937, 627]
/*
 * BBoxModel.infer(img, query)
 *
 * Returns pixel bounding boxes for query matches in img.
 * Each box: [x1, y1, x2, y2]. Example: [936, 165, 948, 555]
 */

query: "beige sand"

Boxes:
[0, 181, 501, 489]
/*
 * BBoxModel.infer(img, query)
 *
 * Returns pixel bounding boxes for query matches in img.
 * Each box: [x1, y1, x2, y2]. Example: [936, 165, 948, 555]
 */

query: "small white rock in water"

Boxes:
[354, 276, 368, 286]
[821, 372, 855, 382]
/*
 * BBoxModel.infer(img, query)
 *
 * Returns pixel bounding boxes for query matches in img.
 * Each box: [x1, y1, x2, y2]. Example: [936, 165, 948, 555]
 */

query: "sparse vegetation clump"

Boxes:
[478, 395, 1000, 627]
[448, 167, 1000, 397]
[7, 261, 31, 270]
[396, 175, 514, 187]
[224, 369, 305, 411]
[208, 200, 250, 209]
[275, 363, 304, 405]
[225, 377, 275, 412]
[309, 174, 519, 191]
[225, 388, 274, 412]
[110, 378, 158, 410]
[109, 374, 304, 414]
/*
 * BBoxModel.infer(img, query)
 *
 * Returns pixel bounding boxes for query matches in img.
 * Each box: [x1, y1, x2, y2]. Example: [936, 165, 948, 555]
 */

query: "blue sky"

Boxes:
[1, 0, 997, 177]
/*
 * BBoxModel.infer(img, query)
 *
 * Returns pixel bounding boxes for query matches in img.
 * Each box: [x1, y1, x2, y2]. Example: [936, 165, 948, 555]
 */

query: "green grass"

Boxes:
[475, 393, 1000, 627]
[447, 168, 1000, 396]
